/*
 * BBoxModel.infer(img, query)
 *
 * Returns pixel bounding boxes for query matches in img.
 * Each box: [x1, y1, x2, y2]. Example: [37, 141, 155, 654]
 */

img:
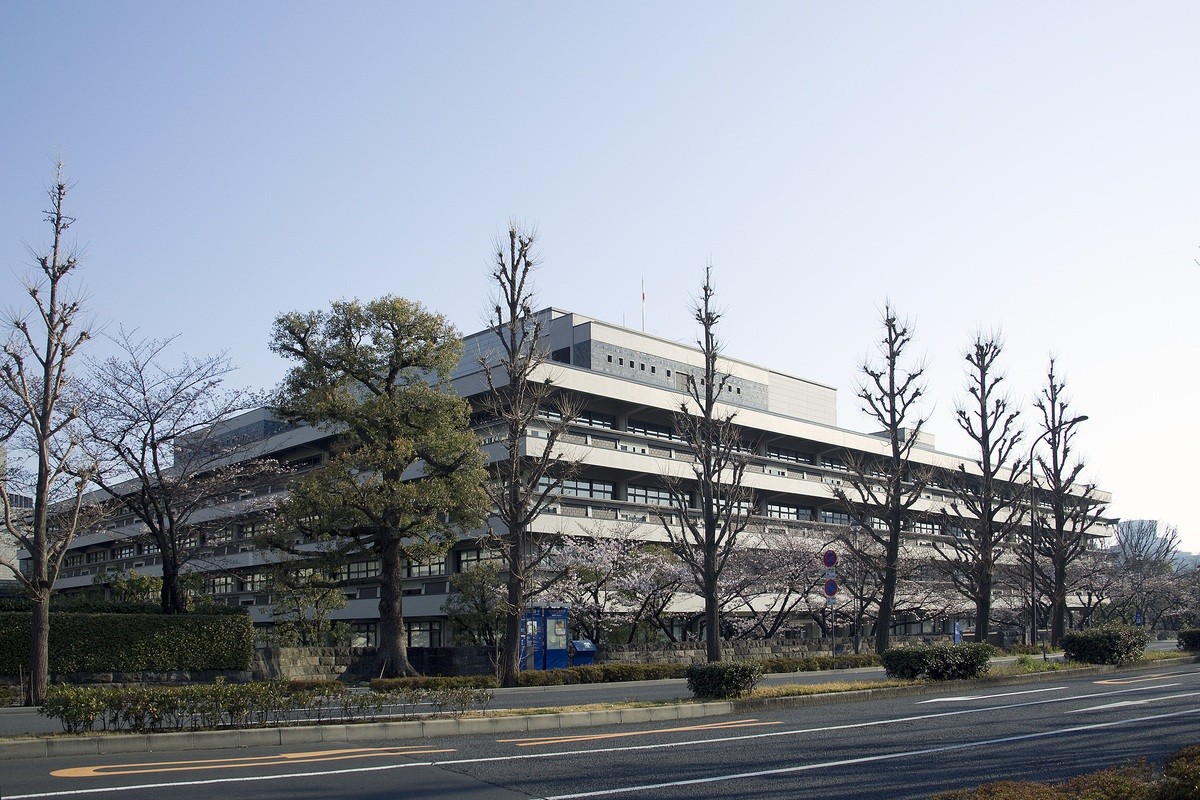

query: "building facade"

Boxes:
[36, 308, 1113, 645]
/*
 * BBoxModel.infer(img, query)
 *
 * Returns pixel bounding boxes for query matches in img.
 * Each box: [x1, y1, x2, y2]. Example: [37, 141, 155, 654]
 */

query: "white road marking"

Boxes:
[530, 708, 1200, 799]
[917, 687, 1065, 703]
[1067, 690, 1200, 714]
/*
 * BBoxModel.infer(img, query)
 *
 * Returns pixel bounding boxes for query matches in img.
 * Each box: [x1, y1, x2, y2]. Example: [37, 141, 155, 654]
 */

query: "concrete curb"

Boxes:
[0, 701, 735, 760]
[2, 655, 1194, 761]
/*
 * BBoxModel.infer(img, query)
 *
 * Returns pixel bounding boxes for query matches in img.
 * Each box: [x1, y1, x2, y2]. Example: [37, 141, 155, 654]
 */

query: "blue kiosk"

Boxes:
[519, 604, 571, 670]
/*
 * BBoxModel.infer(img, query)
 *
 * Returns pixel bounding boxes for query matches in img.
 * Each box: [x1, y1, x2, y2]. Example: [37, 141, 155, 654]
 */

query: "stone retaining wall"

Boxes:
[596, 635, 952, 664]
[252, 646, 496, 681]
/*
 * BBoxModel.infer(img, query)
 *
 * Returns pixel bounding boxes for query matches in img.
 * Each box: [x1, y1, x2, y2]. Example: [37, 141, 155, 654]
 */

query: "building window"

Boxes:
[822, 457, 847, 473]
[458, 548, 503, 571]
[626, 418, 677, 440]
[406, 558, 446, 578]
[352, 623, 377, 647]
[65, 554, 85, 567]
[345, 560, 381, 581]
[238, 521, 267, 539]
[607, 355, 613, 363]
[406, 621, 442, 648]
[206, 528, 233, 546]
[820, 510, 852, 526]
[139, 542, 160, 555]
[906, 520, 941, 537]
[768, 445, 814, 465]
[85, 550, 106, 564]
[575, 410, 616, 429]
[207, 575, 235, 594]
[111, 545, 135, 560]
[627, 484, 674, 507]
[766, 502, 814, 521]
[241, 572, 267, 592]
[547, 477, 614, 500]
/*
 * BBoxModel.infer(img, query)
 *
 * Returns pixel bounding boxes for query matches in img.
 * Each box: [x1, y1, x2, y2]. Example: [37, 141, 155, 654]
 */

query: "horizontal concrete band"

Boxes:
[0, 700, 735, 761]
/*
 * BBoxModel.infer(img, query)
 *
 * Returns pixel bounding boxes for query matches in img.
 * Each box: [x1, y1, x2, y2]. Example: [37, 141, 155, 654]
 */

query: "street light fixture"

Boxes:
[1028, 415, 1088, 648]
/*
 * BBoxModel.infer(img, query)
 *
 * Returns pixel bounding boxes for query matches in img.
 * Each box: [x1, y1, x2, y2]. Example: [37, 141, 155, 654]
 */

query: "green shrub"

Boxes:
[370, 675, 497, 692]
[931, 781, 1064, 799]
[1177, 629, 1200, 652]
[1159, 745, 1200, 800]
[685, 661, 763, 699]
[1061, 625, 1149, 666]
[1060, 763, 1154, 799]
[880, 647, 930, 680]
[881, 644, 993, 680]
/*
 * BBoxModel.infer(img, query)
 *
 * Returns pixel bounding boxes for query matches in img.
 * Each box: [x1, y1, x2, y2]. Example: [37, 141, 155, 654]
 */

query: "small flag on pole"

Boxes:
[641, 278, 646, 331]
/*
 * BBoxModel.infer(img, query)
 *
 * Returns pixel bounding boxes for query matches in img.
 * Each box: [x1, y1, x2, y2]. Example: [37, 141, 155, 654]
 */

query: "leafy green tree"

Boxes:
[445, 561, 506, 662]
[269, 296, 488, 677]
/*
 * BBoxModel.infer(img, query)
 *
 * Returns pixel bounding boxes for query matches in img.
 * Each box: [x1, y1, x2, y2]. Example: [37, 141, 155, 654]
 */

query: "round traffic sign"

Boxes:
[823, 579, 839, 597]
[822, 550, 838, 568]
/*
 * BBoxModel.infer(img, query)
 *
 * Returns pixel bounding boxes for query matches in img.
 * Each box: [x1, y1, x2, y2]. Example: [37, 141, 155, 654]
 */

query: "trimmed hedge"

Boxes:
[371, 675, 498, 691]
[1061, 624, 1149, 666]
[1178, 629, 1200, 652]
[514, 663, 689, 686]
[685, 661, 763, 699]
[0, 598, 245, 615]
[880, 644, 994, 681]
[0, 612, 254, 674]
[39, 679, 493, 734]
[760, 653, 880, 673]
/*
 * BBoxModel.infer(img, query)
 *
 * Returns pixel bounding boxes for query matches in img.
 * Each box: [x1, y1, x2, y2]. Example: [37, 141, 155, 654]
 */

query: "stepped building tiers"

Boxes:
[36, 308, 1113, 645]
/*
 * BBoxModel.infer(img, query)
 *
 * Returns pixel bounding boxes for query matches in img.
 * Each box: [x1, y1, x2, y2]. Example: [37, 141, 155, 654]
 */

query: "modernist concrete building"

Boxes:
[35, 308, 1113, 645]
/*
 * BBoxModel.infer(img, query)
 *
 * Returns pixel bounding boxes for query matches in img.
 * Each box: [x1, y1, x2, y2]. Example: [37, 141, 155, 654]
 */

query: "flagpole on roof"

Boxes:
[641, 278, 646, 332]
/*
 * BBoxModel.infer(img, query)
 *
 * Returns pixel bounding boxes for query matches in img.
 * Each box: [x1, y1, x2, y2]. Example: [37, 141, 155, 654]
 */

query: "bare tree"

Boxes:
[0, 167, 96, 704]
[933, 333, 1027, 643]
[1031, 358, 1107, 646]
[833, 303, 929, 654]
[478, 224, 582, 687]
[1109, 520, 1182, 630]
[657, 267, 753, 663]
[81, 330, 276, 613]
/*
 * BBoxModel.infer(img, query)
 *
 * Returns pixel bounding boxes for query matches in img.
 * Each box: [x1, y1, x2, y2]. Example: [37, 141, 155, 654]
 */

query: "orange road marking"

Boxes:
[51, 746, 454, 778]
[1095, 674, 1176, 685]
[498, 718, 782, 747]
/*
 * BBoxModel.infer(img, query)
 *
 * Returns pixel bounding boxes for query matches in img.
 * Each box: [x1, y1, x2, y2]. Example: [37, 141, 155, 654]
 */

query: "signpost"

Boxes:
[822, 550, 838, 656]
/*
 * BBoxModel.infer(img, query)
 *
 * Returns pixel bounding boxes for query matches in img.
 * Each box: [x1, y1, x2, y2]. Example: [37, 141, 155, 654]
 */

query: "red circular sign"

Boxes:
[822, 550, 838, 568]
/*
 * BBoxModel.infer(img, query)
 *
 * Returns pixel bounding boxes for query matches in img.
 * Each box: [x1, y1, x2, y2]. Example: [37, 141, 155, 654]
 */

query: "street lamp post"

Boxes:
[1028, 415, 1088, 648]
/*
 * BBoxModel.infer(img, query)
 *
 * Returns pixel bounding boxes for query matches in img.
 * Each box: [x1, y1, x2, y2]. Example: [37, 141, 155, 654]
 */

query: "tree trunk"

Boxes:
[377, 538, 415, 677]
[975, 572, 992, 644]
[28, 592, 50, 706]
[704, 569, 721, 663]
[499, 536, 524, 687]
[875, 531, 901, 654]
[160, 559, 188, 614]
[1050, 560, 1068, 646]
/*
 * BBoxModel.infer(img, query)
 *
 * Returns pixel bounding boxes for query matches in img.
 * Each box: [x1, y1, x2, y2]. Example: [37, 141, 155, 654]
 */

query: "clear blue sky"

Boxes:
[3, 3, 1198, 549]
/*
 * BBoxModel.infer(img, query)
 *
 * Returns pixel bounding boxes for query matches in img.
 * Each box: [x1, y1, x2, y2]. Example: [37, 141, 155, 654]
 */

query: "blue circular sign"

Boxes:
[822, 550, 838, 568]
[824, 579, 839, 597]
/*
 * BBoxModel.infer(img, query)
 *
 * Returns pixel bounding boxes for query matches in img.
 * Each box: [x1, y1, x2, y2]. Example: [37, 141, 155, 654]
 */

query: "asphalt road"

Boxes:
[3, 662, 1197, 799]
